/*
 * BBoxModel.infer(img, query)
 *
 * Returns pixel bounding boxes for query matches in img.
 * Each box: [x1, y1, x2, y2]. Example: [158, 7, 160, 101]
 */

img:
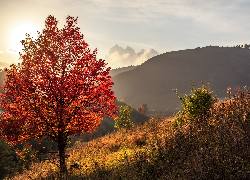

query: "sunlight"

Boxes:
[9, 22, 40, 55]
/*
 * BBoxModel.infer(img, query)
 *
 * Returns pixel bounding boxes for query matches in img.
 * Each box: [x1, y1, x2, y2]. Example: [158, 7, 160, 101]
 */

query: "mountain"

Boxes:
[109, 65, 138, 77]
[111, 45, 250, 113]
[0, 70, 6, 93]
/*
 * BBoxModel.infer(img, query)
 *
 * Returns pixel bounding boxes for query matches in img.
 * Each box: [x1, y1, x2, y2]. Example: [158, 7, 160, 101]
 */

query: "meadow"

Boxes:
[3, 86, 250, 179]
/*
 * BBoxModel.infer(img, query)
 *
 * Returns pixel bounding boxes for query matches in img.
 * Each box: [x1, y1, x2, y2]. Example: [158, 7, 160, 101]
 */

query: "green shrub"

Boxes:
[0, 138, 24, 179]
[172, 82, 217, 127]
[18, 145, 39, 169]
[114, 105, 133, 130]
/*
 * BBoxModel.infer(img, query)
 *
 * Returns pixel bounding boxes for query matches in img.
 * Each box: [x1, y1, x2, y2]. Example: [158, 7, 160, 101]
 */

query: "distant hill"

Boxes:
[109, 65, 138, 77]
[0, 70, 6, 93]
[111, 45, 250, 113]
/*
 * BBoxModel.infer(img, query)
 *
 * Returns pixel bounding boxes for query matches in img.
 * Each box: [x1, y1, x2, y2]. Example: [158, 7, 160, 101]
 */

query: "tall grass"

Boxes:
[7, 86, 250, 179]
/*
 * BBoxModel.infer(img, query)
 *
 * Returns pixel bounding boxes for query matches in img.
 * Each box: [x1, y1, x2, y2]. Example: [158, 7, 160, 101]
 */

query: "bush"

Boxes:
[0, 138, 24, 179]
[18, 145, 39, 169]
[172, 82, 217, 127]
[114, 105, 133, 130]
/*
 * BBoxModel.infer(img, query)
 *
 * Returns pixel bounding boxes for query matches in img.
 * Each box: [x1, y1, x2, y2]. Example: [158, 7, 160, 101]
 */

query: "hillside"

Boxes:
[0, 98, 151, 179]
[109, 65, 138, 77]
[111, 46, 250, 113]
[75, 99, 151, 143]
[8, 86, 250, 179]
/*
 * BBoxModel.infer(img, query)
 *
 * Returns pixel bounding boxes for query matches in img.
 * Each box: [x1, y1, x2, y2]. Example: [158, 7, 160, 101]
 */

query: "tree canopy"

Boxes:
[0, 15, 118, 174]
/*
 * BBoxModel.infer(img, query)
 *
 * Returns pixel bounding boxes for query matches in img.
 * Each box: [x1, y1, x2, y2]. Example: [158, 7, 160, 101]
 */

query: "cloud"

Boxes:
[0, 51, 3, 54]
[134, 49, 158, 66]
[105, 51, 135, 68]
[7, 48, 18, 54]
[83, 0, 250, 35]
[105, 45, 159, 68]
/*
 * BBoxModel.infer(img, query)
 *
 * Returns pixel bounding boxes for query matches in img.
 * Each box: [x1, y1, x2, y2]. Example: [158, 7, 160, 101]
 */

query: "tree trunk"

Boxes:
[58, 131, 67, 177]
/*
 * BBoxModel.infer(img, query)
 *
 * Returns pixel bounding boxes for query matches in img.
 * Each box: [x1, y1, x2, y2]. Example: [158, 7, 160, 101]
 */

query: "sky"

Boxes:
[0, 0, 250, 69]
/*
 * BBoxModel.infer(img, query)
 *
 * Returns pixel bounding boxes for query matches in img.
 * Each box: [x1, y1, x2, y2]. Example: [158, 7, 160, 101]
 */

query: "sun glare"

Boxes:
[9, 22, 40, 55]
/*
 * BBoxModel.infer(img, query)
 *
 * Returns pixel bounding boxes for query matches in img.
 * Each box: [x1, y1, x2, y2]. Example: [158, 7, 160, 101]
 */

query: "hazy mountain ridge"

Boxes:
[111, 45, 250, 113]
[109, 65, 138, 77]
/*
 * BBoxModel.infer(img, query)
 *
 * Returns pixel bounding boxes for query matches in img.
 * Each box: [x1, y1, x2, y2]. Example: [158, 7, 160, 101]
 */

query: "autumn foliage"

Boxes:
[0, 15, 117, 174]
[138, 104, 148, 115]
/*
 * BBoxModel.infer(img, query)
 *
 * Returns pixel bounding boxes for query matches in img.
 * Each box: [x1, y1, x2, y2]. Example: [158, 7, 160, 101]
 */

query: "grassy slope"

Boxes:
[8, 87, 250, 179]
[10, 115, 173, 179]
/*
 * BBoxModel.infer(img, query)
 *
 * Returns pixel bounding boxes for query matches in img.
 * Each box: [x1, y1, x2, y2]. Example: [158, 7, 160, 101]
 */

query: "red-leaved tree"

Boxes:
[0, 15, 118, 174]
[138, 104, 148, 115]
[138, 106, 144, 114]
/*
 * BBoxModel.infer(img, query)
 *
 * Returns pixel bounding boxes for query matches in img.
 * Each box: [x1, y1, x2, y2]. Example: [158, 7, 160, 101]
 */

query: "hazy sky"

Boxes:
[0, 0, 250, 69]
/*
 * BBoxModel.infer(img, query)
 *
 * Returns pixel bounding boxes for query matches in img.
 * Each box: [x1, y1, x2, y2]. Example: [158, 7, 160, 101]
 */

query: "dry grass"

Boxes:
[7, 86, 250, 179]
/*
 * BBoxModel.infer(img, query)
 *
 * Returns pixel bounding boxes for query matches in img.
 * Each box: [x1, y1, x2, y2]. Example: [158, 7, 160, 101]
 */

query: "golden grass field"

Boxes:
[5, 87, 250, 179]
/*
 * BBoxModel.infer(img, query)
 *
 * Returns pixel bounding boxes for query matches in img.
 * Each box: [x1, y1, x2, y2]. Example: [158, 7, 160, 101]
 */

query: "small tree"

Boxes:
[114, 105, 133, 130]
[138, 106, 144, 114]
[138, 104, 148, 115]
[142, 104, 148, 114]
[0, 15, 118, 175]
[172, 82, 217, 127]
